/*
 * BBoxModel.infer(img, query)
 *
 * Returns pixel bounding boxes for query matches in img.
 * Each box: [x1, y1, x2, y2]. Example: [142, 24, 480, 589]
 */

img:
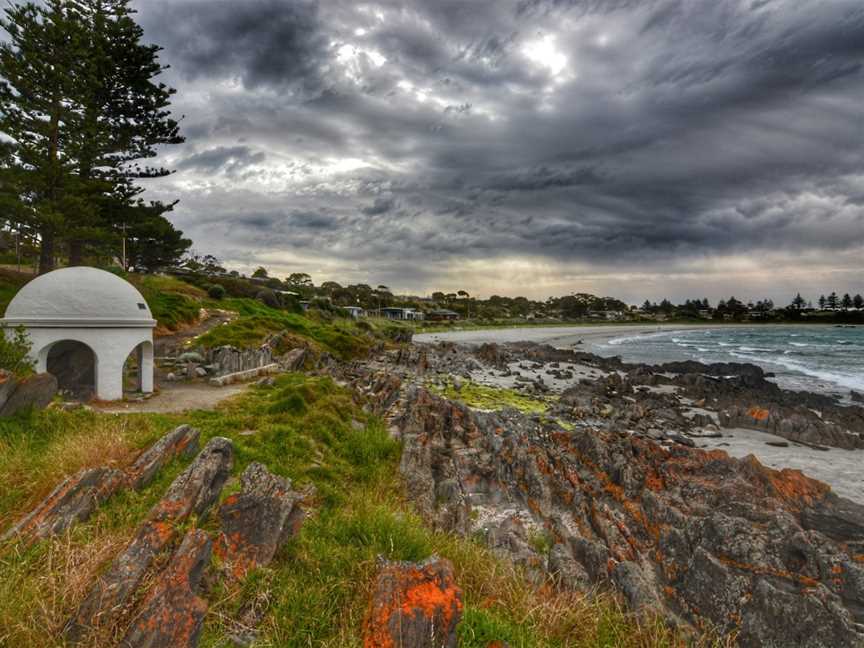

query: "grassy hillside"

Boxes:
[0, 373, 712, 647]
[127, 273, 207, 331]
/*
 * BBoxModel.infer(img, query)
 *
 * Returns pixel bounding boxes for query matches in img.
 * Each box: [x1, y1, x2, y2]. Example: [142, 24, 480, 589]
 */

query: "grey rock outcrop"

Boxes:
[392, 385, 864, 647]
[66, 437, 233, 643]
[120, 529, 212, 648]
[215, 462, 302, 579]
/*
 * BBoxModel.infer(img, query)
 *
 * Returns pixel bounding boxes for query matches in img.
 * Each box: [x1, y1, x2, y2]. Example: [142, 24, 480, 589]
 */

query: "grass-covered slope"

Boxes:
[194, 297, 409, 360]
[127, 274, 206, 331]
[0, 375, 704, 647]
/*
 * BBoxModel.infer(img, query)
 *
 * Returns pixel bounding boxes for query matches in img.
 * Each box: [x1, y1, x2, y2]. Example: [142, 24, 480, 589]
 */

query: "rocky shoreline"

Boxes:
[336, 339, 864, 646]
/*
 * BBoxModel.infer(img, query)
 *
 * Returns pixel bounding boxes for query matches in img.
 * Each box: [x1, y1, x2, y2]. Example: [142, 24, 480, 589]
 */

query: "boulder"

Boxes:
[364, 557, 463, 648]
[120, 529, 212, 648]
[66, 437, 233, 643]
[0, 372, 58, 416]
[215, 462, 302, 579]
[0, 369, 18, 410]
[282, 347, 307, 371]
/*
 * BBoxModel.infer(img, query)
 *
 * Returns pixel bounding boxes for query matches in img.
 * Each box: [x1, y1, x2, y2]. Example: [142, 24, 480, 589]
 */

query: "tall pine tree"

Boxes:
[0, 0, 88, 272]
[66, 0, 185, 266]
[0, 0, 187, 272]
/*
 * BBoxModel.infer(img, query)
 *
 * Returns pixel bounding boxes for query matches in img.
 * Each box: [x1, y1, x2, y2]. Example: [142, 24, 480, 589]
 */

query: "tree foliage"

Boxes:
[0, 0, 188, 272]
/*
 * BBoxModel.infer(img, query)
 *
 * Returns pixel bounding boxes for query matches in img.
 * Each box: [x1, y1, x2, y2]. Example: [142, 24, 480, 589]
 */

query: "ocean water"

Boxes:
[590, 326, 864, 398]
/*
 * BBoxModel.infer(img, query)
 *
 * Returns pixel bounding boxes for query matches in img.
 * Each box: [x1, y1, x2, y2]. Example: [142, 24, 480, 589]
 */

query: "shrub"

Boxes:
[207, 284, 226, 300]
[0, 325, 34, 377]
[256, 288, 281, 309]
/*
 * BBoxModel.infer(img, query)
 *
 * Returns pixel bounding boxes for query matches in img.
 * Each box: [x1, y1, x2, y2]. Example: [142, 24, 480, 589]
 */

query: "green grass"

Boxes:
[0, 373, 724, 647]
[128, 274, 206, 331]
[195, 299, 408, 360]
[431, 379, 551, 414]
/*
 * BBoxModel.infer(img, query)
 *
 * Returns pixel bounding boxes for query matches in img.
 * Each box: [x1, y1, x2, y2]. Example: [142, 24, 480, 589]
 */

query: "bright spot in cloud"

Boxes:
[522, 34, 568, 78]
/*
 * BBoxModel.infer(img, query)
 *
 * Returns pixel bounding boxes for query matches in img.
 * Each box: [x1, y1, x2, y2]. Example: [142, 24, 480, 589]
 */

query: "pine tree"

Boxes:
[66, 0, 184, 265]
[818, 295, 827, 310]
[841, 293, 853, 311]
[854, 294, 864, 310]
[1, 0, 185, 272]
[0, 0, 88, 272]
[827, 292, 839, 310]
[791, 293, 806, 310]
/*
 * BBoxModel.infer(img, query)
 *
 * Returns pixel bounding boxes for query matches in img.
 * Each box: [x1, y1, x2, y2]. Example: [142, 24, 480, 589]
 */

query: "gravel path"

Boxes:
[96, 382, 248, 414]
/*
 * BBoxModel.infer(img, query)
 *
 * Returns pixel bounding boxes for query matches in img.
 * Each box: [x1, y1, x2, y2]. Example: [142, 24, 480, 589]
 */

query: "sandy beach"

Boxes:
[417, 323, 738, 349]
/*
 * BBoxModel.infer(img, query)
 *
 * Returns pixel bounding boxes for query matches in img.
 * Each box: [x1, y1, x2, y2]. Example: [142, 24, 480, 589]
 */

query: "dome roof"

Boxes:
[3, 267, 156, 327]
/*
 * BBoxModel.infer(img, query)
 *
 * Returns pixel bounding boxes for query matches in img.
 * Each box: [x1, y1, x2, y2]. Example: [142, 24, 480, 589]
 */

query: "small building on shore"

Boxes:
[427, 309, 459, 321]
[379, 307, 424, 321]
[1, 267, 155, 401]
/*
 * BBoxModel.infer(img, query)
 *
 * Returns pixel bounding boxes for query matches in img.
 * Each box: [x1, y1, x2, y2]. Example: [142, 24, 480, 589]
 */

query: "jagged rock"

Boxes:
[66, 437, 233, 643]
[127, 425, 201, 490]
[720, 404, 864, 450]
[1, 467, 125, 542]
[0, 372, 58, 416]
[363, 557, 463, 648]
[393, 386, 864, 647]
[2, 426, 201, 543]
[120, 529, 212, 648]
[216, 462, 302, 579]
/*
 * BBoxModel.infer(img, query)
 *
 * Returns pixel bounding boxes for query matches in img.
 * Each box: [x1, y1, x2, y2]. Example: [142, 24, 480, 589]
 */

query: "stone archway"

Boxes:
[45, 340, 97, 400]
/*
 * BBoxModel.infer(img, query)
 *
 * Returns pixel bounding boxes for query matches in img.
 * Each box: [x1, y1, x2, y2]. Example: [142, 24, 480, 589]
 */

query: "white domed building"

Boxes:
[2, 267, 155, 401]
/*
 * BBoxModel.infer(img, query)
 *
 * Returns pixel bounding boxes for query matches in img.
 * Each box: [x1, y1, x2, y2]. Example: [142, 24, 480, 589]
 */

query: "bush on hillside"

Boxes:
[0, 325, 34, 377]
[257, 288, 281, 309]
[207, 284, 226, 300]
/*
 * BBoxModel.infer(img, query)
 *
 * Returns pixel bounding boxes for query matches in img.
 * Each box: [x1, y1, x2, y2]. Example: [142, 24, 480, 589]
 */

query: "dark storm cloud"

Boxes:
[138, 0, 329, 91]
[134, 0, 864, 300]
[177, 146, 266, 174]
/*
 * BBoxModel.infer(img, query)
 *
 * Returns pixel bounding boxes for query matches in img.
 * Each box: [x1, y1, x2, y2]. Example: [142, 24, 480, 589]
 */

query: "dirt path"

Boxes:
[154, 309, 235, 356]
[95, 382, 249, 414]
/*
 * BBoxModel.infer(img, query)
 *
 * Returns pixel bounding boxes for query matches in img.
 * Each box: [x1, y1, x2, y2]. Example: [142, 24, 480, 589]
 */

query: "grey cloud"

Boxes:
[177, 146, 266, 174]
[139, 0, 329, 92]
[134, 0, 864, 301]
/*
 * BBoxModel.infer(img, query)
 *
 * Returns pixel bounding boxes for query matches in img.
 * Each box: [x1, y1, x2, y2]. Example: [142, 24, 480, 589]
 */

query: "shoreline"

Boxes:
[416, 322, 781, 347]
[416, 323, 864, 398]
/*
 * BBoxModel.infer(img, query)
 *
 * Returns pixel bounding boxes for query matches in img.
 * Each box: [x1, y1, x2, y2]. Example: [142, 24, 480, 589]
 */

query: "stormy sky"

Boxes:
[133, 0, 864, 304]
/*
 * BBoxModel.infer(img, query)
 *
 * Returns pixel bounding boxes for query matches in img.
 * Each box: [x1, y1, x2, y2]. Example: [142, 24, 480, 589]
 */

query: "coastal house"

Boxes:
[379, 307, 424, 320]
[427, 309, 459, 321]
[1, 267, 155, 401]
[343, 306, 365, 318]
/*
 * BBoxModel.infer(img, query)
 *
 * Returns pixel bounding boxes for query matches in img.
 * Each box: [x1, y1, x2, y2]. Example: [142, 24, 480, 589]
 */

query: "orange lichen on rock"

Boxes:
[364, 557, 463, 648]
[717, 555, 820, 588]
[748, 407, 771, 422]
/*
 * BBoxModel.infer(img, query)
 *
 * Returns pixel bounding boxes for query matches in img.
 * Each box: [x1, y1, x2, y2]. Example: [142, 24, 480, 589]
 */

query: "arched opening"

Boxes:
[46, 340, 97, 400]
[123, 340, 154, 395]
